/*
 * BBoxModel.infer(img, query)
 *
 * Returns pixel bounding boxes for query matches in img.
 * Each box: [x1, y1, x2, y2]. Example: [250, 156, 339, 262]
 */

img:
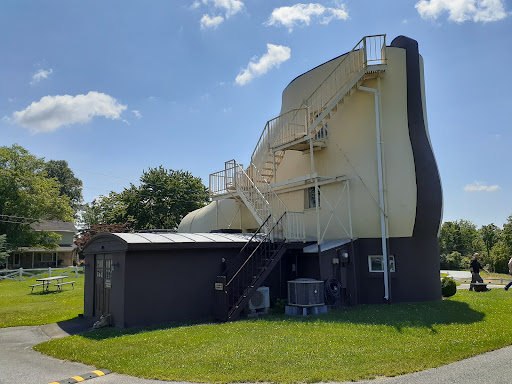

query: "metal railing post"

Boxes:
[19, 267, 23, 281]
[49, 267, 52, 277]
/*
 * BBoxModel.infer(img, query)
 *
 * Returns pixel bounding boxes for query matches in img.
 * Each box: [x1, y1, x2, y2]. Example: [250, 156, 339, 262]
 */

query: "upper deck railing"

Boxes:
[250, 34, 387, 171]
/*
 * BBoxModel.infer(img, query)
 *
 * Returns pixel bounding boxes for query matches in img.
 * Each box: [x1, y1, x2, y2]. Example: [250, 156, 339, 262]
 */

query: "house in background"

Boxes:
[7, 220, 78, 269]
[84, 34, 443, 327]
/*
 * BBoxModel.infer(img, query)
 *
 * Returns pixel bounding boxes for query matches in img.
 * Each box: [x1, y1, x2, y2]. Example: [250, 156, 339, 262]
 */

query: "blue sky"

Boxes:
[1, 0, 511, 228]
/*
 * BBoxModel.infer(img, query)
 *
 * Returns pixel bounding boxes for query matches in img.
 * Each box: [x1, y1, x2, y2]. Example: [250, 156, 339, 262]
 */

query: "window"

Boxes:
[305, 186, 320, 209]
[368, 255, 395, 273]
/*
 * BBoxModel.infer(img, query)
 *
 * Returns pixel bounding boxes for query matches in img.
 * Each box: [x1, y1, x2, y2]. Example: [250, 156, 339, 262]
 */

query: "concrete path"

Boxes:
[2, 321, 512, 384]
[440, 270, 472, 279]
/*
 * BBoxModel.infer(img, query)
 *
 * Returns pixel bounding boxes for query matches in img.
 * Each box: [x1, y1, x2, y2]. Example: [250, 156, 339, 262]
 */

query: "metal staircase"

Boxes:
[210, 159, 305, 241]
[250, 35, 387, 182]
[215, 214, 287, 321]
[210, 36, 387, 320]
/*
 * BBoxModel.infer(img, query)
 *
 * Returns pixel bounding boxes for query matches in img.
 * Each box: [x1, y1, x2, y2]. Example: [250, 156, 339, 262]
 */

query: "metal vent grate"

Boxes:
[288, 279, 325, 307]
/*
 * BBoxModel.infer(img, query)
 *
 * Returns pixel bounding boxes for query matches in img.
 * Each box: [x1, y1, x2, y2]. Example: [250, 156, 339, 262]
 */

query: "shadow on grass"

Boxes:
[78, 318, 211, 341]
[29, 290, 63, 296]
[265, 299, 485, 333]
[75, 300, 484, 341]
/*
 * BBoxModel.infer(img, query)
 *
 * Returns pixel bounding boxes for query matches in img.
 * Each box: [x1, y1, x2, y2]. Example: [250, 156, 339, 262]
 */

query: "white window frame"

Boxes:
[368, 255, 395, 273]
[305, 186, 320, 209]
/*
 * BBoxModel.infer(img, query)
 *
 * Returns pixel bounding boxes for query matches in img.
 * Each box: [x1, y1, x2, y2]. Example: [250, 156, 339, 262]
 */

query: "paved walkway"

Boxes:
[2, 320, 512, 384]
[441, 270, 508, 289]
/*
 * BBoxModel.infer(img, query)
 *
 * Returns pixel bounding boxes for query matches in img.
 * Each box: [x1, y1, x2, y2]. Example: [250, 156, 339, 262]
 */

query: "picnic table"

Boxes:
[29, 275, 75, 293]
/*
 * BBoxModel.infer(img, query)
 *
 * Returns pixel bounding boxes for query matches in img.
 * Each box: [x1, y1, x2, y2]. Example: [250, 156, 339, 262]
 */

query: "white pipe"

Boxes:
[358, 85, 389, 301]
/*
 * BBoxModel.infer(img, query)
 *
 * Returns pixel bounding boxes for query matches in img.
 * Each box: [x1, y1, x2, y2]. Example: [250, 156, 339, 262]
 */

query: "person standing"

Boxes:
[504, 257, 512, 291]
[469, 253, 489, 291]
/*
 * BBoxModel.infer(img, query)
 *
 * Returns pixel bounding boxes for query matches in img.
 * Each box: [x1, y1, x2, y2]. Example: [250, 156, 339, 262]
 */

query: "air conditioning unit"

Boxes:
[248, 287, 270, 310]
[288, 278, 325, 307]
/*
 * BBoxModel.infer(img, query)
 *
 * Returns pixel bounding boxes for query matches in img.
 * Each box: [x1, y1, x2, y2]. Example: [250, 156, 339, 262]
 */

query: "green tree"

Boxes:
[0, 145, 74, 250]
[0, 234, 9, 266]
[439, 220, 480, 256]
[81, 191, 127, 227]
[123, 167, 209, 230]
[44, 160, 83, 215]
[81, 167, 209, 231]
[480, 223, 501, 258]
[503, 215, 512, 250]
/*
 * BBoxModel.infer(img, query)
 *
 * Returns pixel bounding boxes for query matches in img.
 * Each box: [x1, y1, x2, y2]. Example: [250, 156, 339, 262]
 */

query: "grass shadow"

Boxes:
[263, 299, 485, 333]
[74, 300, 485, 340]
[79, 318, 212, 341]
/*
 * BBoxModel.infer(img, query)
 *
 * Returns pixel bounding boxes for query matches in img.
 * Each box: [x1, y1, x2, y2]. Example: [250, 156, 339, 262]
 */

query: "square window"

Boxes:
[368, 255, 395, 273]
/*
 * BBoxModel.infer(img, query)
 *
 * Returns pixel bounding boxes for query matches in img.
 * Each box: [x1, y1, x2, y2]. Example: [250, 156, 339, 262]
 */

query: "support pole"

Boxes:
[358, 85, 389, 302]
[310, 139, 321, 254]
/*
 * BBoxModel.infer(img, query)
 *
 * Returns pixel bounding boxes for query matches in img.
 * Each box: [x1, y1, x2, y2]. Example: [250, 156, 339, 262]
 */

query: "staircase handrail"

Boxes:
[249, 34, 387, 173]
[226, 212, 286, 288]
[304, 35, 386, 133]
[230, 160, 272, 208]
[251, 108, 307, 170]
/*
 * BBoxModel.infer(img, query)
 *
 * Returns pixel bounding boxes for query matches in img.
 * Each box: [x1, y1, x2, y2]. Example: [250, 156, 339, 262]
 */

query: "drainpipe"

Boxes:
[358, 85, 390, 302]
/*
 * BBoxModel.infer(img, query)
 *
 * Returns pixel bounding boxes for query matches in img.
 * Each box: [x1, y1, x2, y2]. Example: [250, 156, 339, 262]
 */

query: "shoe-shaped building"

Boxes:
[178, 35, 443, 318]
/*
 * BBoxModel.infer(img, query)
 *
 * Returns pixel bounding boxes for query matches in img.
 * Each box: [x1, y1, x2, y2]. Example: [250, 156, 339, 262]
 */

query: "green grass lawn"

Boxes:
[35, 289, 512, 383]
[0, 273, 84, 328]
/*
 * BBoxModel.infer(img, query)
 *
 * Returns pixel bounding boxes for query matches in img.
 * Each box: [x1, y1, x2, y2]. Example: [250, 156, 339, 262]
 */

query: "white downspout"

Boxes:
[358, 85, 390, 301]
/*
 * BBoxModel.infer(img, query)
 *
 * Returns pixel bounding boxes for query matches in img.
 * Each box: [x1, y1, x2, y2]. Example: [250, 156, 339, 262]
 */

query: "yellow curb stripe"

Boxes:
[72, 376, 85, 382]
[92, 370, 105, 376]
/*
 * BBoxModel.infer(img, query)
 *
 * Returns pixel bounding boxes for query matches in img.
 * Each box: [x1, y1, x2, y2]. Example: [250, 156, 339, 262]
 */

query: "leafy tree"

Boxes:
[81, 166, 209, 231]
[503, 215, 512, 250]
[439, 220, 480, 256]
[0, 145, 74, 250]
[123, 167, 209, 230]
[44, 160, 83, 215]
[0, 234, 9, 266]
[81, 192, 127, 227]
[480, 223, 501, 258]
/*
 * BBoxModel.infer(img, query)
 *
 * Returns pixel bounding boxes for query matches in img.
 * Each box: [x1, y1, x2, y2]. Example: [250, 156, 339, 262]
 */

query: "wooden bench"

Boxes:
[29, 283, 45, 293]
[54, 281, 76, 291]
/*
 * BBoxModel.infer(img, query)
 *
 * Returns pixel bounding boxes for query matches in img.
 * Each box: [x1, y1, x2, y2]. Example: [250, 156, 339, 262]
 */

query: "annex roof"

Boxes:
[111, 232, 263, 244]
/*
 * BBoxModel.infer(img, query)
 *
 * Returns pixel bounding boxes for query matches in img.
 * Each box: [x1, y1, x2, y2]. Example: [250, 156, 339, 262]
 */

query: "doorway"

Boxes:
[94, 254, 113, 317]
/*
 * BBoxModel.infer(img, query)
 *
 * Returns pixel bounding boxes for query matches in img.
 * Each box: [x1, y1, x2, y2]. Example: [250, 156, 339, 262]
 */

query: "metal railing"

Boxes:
[251, 108, 308, 171]
[209, 160, 240, 197]
[249, 35, 387, 177]
[305, 34, 386, 135]
[210, 160, 305, 241]
[225, 214, 287, 319]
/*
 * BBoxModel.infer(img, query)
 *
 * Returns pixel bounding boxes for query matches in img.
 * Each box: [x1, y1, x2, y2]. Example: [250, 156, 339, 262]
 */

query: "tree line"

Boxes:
[439, 218, 512, 273]
[0, 144, 209, 264]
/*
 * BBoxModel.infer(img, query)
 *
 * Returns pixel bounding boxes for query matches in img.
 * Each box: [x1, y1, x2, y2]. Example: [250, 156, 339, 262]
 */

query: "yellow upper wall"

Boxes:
[273, 47, 418, 239]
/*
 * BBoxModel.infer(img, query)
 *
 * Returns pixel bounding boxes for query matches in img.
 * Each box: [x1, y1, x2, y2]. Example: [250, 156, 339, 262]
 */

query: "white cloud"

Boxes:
[132, 110, 142, 119]
[464, 181, 501, 192]
[11, 91, 127, 133]
[236, 44, 291, 86]
[30, 68, 53, 85]
[201, 14, 224, 29]
[415, 0, 507, 22]
[267, 3, 349, 31]
[203, 0, 244, 18]
[197, 0, 244, 29]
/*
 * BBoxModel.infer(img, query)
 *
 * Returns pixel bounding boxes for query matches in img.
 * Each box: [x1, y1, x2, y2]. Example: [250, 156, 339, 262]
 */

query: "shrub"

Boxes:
[441, 276, 457, 297]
